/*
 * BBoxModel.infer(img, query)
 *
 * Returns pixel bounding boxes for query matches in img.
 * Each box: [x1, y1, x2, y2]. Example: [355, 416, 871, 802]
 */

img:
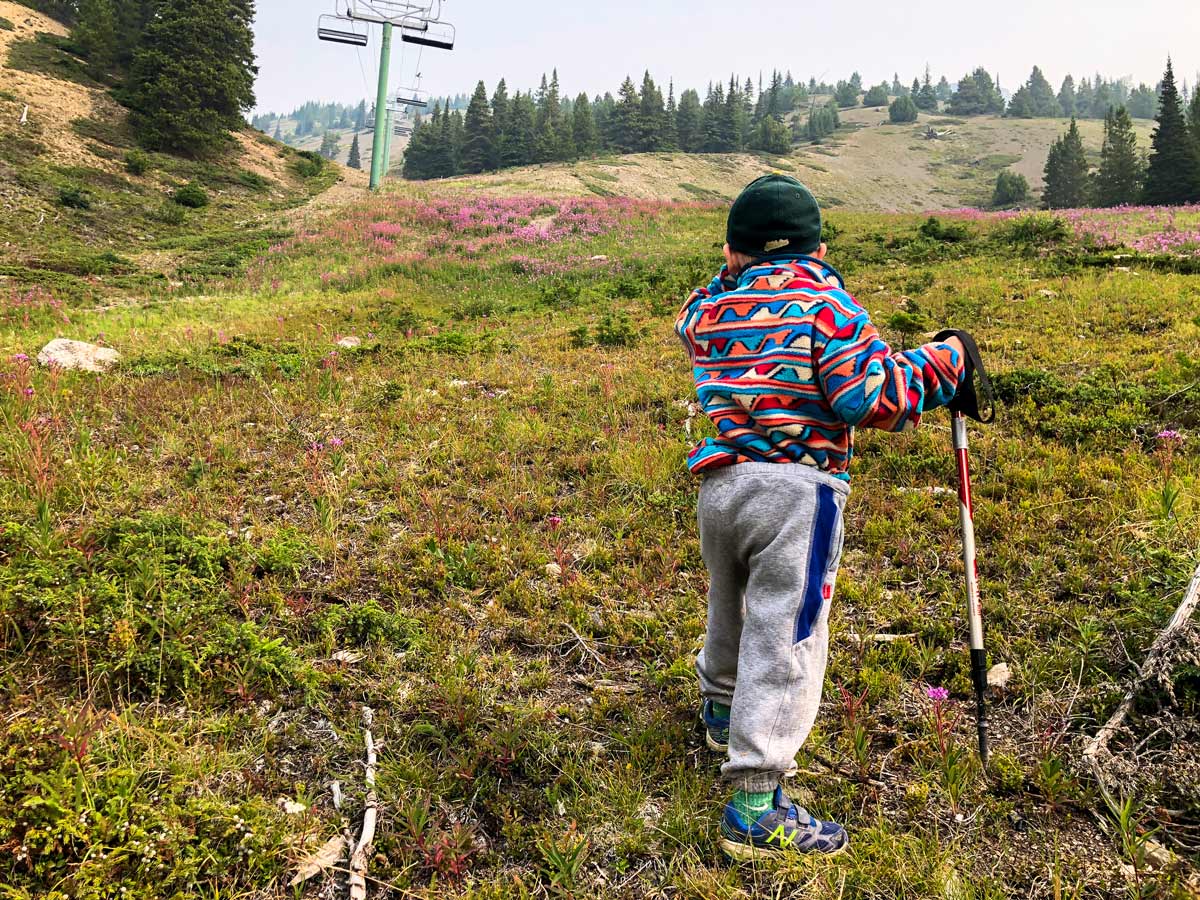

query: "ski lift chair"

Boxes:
[318, 14, 369, 46]
[400, 20, 455, 50]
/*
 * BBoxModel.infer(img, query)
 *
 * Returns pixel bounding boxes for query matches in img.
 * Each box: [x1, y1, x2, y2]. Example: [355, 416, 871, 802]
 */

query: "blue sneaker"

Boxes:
[700, 699, 729, 753]
[720, 786, 849, 860]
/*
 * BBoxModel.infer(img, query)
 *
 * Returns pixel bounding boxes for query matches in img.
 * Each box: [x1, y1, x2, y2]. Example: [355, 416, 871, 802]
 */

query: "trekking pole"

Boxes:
[934, 330, 995, 768]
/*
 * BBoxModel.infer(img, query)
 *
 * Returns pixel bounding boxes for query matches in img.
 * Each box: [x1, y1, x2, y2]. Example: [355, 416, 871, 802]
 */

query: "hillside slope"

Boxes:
[439, 105, 1153, 210]
[0, 0, 352, 304]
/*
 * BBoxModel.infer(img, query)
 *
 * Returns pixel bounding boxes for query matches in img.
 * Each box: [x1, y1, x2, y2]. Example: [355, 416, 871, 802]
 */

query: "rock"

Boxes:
[277, 797, 307, 815]
[588, 255, 608, 262]
[37, 339, 120, 372]
[545, 562, 563, 578]
[987, 662, 1012, 689]
[1037, 289, 1058, 298]
[336, 336, 361, 349]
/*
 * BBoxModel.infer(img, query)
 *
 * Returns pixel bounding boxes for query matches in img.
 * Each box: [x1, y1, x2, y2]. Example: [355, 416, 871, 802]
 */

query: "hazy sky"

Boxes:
[253, 0, 1199, 114]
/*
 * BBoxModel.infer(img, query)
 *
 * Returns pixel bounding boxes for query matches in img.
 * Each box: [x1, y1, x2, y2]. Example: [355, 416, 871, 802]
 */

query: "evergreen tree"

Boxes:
[892, 73, 905, 96]
[863, 84, 889, 107]
[75, 0, 118, 80]
[572, 92, 598, 156]
[833, 80, 859, 107]
[502, 92, 536, 168]
[662, 81, 679, 151]
[1027, 66, 1061, 116]
[849, 72, 863, 93]
[949, 69, 1004, 116]
[936, 76, 952, 101]
[889, 94, 919, 123]
[319, 129, 339, 160]
[1058, 75, 1076, 117]
[1007, 86, 1035, 118]
[355, 99, 368, 130]
[637, 71, 665, 151]
[1188, 88, 1200, 156]
[461, 80, 493, 174]
[402, 106, 439, 180]
[1095, 106, 1144, 206]
[1144, 59, 1200, 204]
[1043, 118, 1089, 208]
[489, 79, 509, 170]
[676, 88, 703, 152]
[127, 0, 257, 156]
[272, 119, 282, 141]
[610, 76, 641, 153]
[916, 66, 939, 111]
[346, 132, 361, 169]
[911, 78, 922, 100]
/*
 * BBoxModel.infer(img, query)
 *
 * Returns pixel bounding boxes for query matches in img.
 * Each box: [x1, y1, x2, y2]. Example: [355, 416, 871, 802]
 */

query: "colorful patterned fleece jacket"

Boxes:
[675, 255, 966, 481]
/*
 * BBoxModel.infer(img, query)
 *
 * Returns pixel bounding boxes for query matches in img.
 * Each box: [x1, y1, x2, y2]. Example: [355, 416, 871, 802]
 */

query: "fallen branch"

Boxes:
[1083, 559, 1200, 803]
[348, 706, 378, 900]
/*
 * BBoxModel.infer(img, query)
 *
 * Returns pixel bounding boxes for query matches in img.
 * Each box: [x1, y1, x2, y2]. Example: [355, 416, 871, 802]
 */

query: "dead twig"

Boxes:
[1083, 560, 1200, 807]
[348, 706, 378, 900]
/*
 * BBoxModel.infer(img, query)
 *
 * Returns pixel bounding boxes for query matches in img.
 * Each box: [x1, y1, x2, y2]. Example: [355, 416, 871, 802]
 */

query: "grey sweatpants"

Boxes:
[696, 462, 849, 793]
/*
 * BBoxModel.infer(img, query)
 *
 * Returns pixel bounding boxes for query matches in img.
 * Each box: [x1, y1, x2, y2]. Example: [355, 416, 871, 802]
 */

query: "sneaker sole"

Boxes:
[719, 837, 849, 861]
[705, 730, 729, 753]
[699, 707, 729, 753]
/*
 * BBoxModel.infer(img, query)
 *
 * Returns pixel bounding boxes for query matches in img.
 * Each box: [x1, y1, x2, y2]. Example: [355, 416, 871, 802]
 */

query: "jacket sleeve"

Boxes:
[675, 267, 736, 358]
[815, 295, 965, 432]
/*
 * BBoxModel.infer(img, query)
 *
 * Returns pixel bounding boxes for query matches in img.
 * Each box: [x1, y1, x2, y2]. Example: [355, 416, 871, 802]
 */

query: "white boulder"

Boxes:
[37, 339, 120, 372]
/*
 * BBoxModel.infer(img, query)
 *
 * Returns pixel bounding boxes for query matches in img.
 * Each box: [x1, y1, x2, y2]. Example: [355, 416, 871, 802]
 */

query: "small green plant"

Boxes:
[290, 150, 325, 179]
[124, 149, 151, 176]
[998, 214, 1069, 248]
[595, 310, 637, 347]
[57, 184, 92, 210]
[173, 182, 210, 208]
[0, 16, 14, 30]
[838, 683, 873, 778]
[538, 822, 589, 894]
[568, 324, 591, 348]
[152, 200, 187, 225]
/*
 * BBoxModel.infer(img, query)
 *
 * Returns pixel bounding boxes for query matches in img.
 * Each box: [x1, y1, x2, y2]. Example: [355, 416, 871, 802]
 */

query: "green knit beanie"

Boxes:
[726, 175, 823, 256]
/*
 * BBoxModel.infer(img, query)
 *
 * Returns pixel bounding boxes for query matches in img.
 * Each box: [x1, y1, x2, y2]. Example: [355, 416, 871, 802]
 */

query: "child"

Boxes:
[676, 175, 966, 859]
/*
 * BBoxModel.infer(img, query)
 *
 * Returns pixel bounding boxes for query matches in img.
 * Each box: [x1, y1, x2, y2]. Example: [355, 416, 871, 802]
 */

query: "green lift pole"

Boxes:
[382, 107, 395, 179]
[368, 22, 393, 190]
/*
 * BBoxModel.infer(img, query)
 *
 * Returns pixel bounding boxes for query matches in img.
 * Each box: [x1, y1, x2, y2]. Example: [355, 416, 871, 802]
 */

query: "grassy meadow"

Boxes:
[2, 182, 1199, 899]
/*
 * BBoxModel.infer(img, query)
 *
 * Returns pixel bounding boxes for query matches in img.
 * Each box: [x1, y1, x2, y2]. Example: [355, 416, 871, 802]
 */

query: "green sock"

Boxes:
[731, 789, 775, 822]
[712, 701, 731, 720]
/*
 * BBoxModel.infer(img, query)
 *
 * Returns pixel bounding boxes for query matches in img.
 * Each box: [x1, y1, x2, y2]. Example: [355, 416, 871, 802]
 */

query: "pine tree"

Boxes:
[1058, 76, 1076, 118]
[502, 92, 536, 168]
[355, 99, 368, 130]
[460, 80, 493, 174]
[346, 133, 361, 169]
[75, 0, 118, 80]
[402, 107, 438, 180]
[1007, 86, 1035, 118]
[272, 119, 282, 141]
[1027, 66, 1061, 116]
[916, 66, 939, 111]
[889, 95, 919, 123]
[676, 88, 703, 152]
[572, 93, 598, 157]
[1189, 88, 1200, 152]
[319, 130, 339, 160]
[637, 71, 664, 152]
[127, 0, 257, 156]
[1144, 60, 1200, 204]
[1095, 106, 1144, 206]
[662, 81, 679, 151]
[863, 84, 889, 107]
[610, 76, 641, 153]
[489, 79, 509, 169]
[1043, 118, 1089, 208]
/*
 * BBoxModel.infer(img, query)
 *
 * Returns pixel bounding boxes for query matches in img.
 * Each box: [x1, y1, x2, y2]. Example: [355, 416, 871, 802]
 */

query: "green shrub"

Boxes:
[992, 171, 1030, 208]
[290, 150, 325, 179]
[889, 95, 919, 124]
[56, 184, 92, 210]
[172, 182, 209, 208]
[595, 311, 638, 347]
[0, 16, 14, 30]
[152, 200, 187, 225]
[123, 149, 151, 176]
[236, 169, 270, 192]
[997, 214, 1069, 248]
[918, 216, 970, 243]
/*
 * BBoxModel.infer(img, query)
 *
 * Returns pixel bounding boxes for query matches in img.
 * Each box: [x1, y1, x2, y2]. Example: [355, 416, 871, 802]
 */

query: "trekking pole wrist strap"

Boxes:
[934, 329, 995, 425]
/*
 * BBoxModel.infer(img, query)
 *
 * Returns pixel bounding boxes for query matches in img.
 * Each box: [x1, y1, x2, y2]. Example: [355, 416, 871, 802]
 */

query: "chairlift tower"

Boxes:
[317, 1, 456, 190]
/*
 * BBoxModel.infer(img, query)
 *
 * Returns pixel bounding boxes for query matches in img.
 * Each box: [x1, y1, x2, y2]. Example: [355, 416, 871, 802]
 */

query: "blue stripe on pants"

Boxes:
[795, 484, 838, 643]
